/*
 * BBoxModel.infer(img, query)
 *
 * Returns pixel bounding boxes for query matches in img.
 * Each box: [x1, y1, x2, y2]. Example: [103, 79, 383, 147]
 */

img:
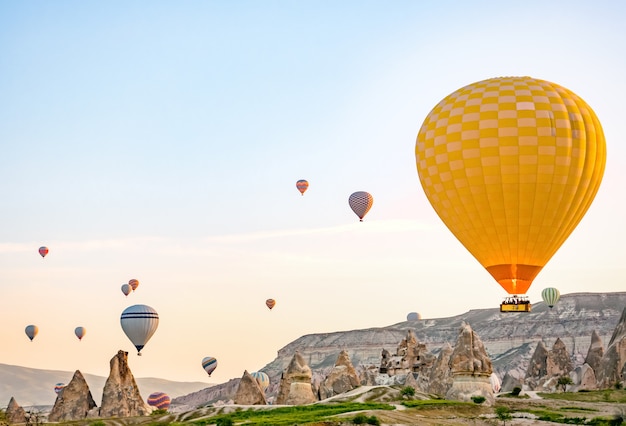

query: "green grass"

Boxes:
[402, 399, 473, 408]
[538, 389, 626, 403]
[190, 402, 394, 426]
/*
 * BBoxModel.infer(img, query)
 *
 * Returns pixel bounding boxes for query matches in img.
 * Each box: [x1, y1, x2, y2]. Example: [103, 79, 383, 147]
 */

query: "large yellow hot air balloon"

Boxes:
[416, 76, 605, 298]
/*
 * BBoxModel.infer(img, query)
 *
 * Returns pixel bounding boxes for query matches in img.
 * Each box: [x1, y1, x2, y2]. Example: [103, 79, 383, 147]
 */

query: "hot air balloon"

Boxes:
[54, 383, 65, 395]
[25, 325, 38, 342]
[296, 179, 309, 196]
[120, 305, 159, 355]
[415, 76, 606, 311]
[266, 299, 276, 310]
[75, 326, 86, 341]
[250, 371, 270, 391]
[348, 191, 374, 222]
[147, 392, 171, 410]
[121, 284, 132, 296]
[406, 312, 422, 321]
[542, 287, 561, 308]
[128, 279, 139, 291]
[202, 356, 217, 377]
[38, 246, 49, 258]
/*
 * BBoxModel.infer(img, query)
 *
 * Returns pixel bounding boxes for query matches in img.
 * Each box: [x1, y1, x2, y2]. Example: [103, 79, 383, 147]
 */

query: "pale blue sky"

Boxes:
[1, 1, 625, 396]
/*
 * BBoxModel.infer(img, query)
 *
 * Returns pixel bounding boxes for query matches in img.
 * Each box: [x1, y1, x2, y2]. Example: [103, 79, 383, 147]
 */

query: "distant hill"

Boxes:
[0, 363, 210, 407]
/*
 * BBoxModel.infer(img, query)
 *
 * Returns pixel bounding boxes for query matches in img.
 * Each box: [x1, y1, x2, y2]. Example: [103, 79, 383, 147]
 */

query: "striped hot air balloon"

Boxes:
[25, 325, 38, 342]
[54, 383, 65, 395]
[541, 287, 561, 308]
[296, 179, 309, 196]
[202, 356, 217, 376]
[250, 371, 270, 391]
[120, 305, 159, 355]
[39, 246, 49, 258]
[265, 299, 276, 310]
[147, 392, 171, 410]
[348, 191, 374, 221]
[128, 279, 139, 291]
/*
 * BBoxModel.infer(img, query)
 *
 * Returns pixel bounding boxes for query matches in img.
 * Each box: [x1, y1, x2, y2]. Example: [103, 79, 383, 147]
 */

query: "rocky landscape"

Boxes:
[2, 291, 626, 425]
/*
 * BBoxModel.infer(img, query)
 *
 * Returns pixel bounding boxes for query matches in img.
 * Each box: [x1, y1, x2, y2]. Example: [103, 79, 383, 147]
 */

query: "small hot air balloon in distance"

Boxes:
[54, 383, 65, 395]
[348, 191, 373, 222]
[296, 179, 309, 196]
[415, 76, 606, 310]
[541, 287, 561, 309]
[147, 392, 171, 410]
[120, 305, 159, 355]
[121, 284, 132, 296]
[251, 371, 270, 391]
[202, 356, 217, 377]
[39, 246, 49, 258]
[25, 325, 38, 342]
[406, 312, 422, 321]
[128, 279, 139, 291]
[266, 299, 276, 310]
[75, 326, 86, 341]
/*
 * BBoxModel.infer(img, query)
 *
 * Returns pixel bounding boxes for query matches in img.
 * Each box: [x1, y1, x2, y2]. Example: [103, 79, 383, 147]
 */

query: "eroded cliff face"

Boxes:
[173, 292, 626, 405]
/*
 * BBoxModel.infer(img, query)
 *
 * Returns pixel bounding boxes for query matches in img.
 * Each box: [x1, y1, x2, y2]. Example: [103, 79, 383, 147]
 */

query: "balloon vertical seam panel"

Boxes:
[416, 76, 605, 295]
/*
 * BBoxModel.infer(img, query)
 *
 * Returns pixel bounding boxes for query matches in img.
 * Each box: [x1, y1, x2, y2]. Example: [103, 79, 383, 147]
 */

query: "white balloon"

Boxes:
[120, 304, 159, 355]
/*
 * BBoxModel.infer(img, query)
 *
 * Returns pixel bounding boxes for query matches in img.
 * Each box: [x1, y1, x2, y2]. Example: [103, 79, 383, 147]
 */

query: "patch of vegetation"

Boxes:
[560, 406, 600, 412]
[151, 409, 169, 416]
[471, 395, 486, 404]
[538, 389, 626, 403]
[88, 422, 106, 426]
[402, 399, 473, 408]
[352, 413, 381, 425]
[189, 402, 394, 426]
[495, 406, 512, 425]
[400, 386, 415, 398]
[558, 376, 574, 392]
[511, 386, 522, 396]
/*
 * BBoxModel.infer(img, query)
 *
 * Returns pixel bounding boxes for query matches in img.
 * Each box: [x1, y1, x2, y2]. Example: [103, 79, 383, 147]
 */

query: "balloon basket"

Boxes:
[500, 296, 531, 313]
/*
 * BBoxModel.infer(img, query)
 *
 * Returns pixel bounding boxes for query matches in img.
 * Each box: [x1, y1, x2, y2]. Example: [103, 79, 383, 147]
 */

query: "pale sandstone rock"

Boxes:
[99, 350, 151, 418]
[318, 350, 360, 400]
[6, 397, 27, 424]
[48, 370, 97, 421]
[276, 351, 316, 405]
[234, 370, 267, 405]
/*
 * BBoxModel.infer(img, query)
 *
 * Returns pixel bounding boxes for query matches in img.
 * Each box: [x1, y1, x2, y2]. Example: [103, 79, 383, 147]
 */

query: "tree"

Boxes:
[400, 386, 415, 398]
[557, 375, 573, 392]
[495, 406, 512, 426]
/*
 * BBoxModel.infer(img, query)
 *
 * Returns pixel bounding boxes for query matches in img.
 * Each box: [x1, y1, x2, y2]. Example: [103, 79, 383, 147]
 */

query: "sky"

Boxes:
[1, 1, 625, 397]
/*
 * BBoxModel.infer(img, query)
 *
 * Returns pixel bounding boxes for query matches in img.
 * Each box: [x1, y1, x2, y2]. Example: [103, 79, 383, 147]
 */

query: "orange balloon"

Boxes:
[265, 299, 276, 310]
[416, 77, 606, 295]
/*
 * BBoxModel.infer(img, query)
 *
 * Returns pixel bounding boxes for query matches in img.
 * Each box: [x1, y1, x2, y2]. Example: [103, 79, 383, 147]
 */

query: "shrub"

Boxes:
[471, 395, 486, 404]
[215, 418, 234, 426]
[150, 408, 168, 416]
[352, 413, 380, 425]
[511, 386, 522, 396]
[615, 382, 624, 390]
[400, 386, 416, 398]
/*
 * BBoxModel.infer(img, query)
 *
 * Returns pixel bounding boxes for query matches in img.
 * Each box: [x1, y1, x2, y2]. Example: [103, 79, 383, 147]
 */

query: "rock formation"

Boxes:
[48, 370, 97, 422]
[500, 371, 523, 393]
[525, 340, 549, 388]
[571, 363, 597, 391]
[427, 342, 453, 396]
[525, 338, 574, 391]
[547, 338, 573, 377]
[379, 330, 434, 377]
[318, 350, 360, 400]
[596, 306, 626, 388]
[276, 351, 316, 405]
[445, 322, 494, 405]
[585, 330, 604, 372]
[5, 397, 27, 424]
[234, 370, 267, 405]
[99, 350, 151, 418]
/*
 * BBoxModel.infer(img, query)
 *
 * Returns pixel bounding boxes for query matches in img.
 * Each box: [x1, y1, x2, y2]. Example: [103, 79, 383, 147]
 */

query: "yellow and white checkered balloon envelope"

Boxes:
[415, 76, 606, 295]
